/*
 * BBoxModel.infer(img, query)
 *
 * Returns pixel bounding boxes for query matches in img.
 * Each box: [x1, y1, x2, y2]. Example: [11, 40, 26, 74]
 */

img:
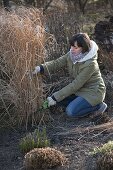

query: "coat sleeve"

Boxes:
[53, 62, 97, 102]
[41, 53, 68, 74]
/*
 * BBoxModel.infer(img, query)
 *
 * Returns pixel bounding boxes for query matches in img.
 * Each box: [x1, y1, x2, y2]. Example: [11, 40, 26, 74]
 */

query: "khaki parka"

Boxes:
[42, 52, 106, 106]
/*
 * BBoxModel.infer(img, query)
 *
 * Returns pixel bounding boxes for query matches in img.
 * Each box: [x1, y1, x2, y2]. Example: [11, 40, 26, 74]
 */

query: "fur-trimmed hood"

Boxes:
[78, 40, 99, 62]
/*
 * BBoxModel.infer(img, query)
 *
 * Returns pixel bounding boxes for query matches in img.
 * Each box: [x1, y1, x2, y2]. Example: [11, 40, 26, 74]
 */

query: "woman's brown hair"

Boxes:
[69, 33, 91, 53]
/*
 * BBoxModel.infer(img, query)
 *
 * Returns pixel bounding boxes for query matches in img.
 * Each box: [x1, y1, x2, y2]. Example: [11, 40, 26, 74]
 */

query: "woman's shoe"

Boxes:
[96, 102, 107, 114]
[90, 102, 107, 118]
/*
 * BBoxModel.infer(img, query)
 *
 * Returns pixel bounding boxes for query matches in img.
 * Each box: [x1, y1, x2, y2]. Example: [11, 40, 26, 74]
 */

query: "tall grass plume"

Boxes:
[0, 7, 46, 128]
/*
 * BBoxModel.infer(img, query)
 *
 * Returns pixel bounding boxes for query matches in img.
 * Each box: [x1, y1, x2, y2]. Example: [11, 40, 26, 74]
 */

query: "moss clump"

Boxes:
[24, 147, 67, 170]
[97, 152, 113, 170]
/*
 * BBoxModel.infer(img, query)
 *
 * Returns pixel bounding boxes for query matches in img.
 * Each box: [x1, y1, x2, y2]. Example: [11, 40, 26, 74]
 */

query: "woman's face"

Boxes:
[70, 41, 82, 55]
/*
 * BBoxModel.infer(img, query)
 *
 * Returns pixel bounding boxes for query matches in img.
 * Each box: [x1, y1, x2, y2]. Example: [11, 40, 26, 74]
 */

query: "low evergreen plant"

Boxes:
[19, 128, 50, 153]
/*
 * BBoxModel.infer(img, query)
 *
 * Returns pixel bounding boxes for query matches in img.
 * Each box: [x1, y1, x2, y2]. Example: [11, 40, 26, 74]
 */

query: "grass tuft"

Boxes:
[90, 141, 113, 155]
[19, 128, 50, 154]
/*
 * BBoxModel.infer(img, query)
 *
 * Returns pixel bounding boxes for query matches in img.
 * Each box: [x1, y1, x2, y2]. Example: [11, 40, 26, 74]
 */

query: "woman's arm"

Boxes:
[41, 53, 68, 74]
[53, 62, 97, 102]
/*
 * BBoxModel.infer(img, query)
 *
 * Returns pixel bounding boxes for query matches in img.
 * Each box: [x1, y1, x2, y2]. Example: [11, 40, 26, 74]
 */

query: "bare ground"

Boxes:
[0, 106, 113, 170]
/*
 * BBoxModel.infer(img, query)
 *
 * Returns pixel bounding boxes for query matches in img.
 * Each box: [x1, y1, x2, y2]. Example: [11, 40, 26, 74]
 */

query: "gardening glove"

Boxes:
[32, 66, 41, 74]
[47, 96, 56, 107]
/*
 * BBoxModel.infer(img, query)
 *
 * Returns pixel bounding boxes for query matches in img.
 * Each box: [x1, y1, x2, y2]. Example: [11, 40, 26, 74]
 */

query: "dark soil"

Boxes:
[0, 128, 24, 170]
[0, 106, 113, 170]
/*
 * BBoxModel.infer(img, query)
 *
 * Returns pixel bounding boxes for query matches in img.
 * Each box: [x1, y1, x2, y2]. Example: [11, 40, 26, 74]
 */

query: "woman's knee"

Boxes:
[66, 106, 76, 116]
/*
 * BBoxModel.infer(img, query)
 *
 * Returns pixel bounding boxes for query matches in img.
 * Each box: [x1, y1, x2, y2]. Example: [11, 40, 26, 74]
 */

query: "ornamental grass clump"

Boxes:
[97, 152, 113, 170]
[0, 7, 46, 128]
[46, 9, 80, 59]
[19, 128, 50, 154]
[24, 147, 67, 170]
[90, 141, 113, 170]
[91, 141, 113, 155]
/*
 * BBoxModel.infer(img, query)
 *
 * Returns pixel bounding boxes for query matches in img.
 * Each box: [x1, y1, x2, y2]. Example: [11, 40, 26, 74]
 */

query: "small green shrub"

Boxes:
[19, 128, 50, 154]
[90, 141, 113, 155]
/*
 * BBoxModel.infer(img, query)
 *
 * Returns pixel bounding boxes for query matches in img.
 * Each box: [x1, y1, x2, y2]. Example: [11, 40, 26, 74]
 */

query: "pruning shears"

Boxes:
[36, 100, 49, 113]
[41, 100, 49, 110]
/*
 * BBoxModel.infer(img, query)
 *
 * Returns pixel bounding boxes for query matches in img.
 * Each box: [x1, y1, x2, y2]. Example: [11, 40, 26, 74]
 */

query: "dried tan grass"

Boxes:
[0, 7, 46, 128]
[45, 9, 80, 59]
[54, 120, 113, 138]
[24, 147, 67, 170]
[98, 48, 113, 71]
[97, 152, 113, 170]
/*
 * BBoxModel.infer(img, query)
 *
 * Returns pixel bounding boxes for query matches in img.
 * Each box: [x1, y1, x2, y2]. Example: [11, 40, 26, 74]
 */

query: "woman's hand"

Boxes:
[32, 66, 40, 74]
[47, 97, 56, 107]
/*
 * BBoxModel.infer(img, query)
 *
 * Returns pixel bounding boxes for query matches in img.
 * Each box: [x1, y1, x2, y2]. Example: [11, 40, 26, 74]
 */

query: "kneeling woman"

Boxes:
[33, 33, 107, 117]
